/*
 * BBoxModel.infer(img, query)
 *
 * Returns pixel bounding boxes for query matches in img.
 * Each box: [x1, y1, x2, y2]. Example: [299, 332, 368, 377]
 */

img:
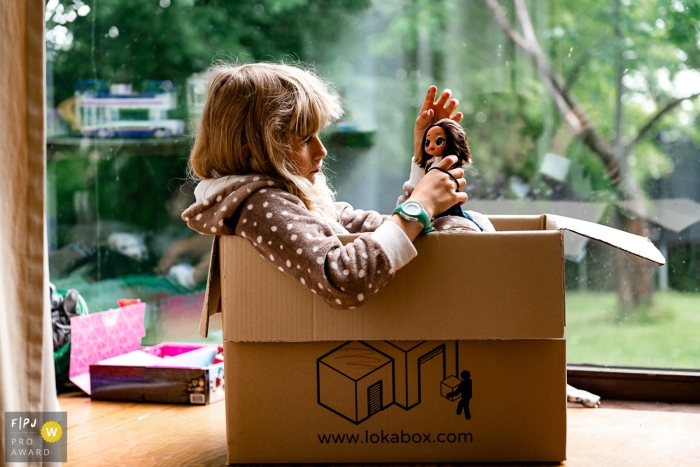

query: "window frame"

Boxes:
[567, 364, 700, 403]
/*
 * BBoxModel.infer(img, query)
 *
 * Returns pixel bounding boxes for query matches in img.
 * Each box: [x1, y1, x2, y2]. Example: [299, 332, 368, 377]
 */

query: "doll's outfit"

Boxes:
[425, 156, 443, 171]
[182, 174, 417, 310]
[408, 159, 492, 233]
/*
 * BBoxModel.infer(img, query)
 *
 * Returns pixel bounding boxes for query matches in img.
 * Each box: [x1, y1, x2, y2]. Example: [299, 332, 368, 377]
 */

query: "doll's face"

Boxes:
[424, 127, 447, 157]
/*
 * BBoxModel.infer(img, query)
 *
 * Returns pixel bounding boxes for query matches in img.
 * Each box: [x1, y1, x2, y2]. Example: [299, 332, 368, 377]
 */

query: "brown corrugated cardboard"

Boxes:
[224, 339, 566, 464]
[219, 229, 564, 342]
[199, 214, 663, 464]
[544, 214, 665, 264]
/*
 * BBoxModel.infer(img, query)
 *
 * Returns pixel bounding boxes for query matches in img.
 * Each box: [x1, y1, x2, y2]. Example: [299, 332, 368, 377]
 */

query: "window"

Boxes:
[46, 0, 700, 368]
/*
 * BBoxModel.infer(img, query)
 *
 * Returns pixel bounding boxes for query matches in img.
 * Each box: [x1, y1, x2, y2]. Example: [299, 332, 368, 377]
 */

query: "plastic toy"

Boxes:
[74, 81, 184, 138]
[417, 118, 484, 230]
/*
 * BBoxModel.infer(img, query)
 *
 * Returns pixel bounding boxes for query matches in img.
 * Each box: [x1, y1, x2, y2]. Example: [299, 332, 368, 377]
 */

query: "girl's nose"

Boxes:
[312, 135, 327, 160]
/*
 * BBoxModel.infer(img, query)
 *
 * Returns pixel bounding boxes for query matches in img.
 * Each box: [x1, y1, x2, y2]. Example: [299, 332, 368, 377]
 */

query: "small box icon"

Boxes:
[441, 375, 462, 401]
[317, 341, 394, 424]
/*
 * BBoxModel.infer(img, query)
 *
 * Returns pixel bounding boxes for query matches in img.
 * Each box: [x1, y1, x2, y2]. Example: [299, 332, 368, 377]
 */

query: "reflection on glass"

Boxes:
[46, 0, 700, 367]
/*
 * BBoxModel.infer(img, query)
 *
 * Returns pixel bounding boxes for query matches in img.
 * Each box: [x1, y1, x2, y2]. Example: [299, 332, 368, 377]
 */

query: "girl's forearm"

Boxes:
[389, 213, 424, 243]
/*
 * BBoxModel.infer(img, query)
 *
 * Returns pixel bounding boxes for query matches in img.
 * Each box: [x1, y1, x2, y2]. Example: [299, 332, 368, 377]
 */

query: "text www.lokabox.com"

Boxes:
[318, 430, 473, 444]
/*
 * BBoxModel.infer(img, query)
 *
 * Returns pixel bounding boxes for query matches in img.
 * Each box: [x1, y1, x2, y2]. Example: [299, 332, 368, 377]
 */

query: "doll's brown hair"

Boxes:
[418, 118, 471, 169]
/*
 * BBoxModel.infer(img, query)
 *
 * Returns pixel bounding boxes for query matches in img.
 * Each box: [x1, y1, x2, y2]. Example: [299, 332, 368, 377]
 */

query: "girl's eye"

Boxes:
[435, 136, 445, 146]
[424, 139, 431, 148]
[302, 137, 312, 146]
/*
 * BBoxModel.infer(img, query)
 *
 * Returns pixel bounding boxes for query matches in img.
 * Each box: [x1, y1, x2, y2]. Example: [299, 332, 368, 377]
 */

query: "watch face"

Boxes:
[403, 202, 422, 216]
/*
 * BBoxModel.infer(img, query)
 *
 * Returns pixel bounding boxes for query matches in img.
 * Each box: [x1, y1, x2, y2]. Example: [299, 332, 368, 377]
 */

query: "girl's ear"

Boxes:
[241, 144, 251, 157]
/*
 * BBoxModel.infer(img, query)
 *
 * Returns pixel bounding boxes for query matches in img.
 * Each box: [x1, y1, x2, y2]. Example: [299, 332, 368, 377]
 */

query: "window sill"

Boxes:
[568, 364, 700, 404]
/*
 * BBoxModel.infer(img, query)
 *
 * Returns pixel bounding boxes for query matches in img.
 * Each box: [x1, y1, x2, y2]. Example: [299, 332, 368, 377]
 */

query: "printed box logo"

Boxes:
[317, 341, 472, 424]
[5, 412, 68, 463]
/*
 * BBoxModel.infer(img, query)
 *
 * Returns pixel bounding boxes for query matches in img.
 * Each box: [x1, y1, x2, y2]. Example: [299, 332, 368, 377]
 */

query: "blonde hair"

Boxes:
[189, 62, 344, 232]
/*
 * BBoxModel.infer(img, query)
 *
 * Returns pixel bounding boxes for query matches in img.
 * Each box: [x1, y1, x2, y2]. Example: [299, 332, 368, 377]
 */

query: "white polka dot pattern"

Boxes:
[181, 174, 398, 309]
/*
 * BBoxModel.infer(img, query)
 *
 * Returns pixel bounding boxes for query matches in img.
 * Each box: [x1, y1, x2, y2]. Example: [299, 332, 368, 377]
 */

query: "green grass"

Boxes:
[566, 291, 700, 369]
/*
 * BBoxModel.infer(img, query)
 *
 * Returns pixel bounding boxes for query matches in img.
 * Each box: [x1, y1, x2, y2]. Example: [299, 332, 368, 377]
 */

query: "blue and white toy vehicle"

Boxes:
[75, 82, 185, 139]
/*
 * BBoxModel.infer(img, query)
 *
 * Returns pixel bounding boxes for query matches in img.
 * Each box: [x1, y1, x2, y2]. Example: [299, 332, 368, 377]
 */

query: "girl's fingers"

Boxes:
[445, 98, 459, 115]
[435, 89, 452, 109]
[457, 177, 467, 192]
[449, 167, 465, 179]
[415, 108, 433, 123]
[452, 112, 464, 123]
[456, 192, 468, 205]
[415, 109, 433, 132]
[435, 154, 459, 169]
[420, 86, 438, 112]
[446, 173, 466, 193]
[432, 157, 466, 193]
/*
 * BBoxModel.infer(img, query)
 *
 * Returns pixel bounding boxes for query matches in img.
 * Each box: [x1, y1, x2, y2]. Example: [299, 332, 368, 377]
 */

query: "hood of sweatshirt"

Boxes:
[182, 174, 280, 236]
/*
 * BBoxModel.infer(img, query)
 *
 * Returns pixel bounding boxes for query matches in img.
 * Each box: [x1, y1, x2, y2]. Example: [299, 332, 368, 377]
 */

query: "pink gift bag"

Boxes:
[69, 301, 146, 394]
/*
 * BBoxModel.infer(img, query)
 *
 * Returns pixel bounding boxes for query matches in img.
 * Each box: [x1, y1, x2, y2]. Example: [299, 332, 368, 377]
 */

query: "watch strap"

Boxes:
[393, 202, 434, 234]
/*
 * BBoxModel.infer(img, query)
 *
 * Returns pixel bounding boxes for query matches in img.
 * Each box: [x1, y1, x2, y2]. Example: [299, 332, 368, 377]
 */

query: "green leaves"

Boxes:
[48, 0, 371, 103]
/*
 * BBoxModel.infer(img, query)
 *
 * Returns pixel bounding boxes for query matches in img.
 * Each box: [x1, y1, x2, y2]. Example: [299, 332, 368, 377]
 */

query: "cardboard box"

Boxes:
[199, 214, 663, 464]
[90, 343, 225, 405]
[70, 303, 225, 405]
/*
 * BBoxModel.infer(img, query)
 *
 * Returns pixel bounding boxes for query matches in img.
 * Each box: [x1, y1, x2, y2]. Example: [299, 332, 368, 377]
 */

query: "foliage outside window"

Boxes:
[46, 0, 700, 369]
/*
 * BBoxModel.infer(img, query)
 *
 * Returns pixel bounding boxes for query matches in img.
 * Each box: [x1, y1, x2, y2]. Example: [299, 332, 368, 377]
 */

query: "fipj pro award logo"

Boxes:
[5, 412, 67, 463]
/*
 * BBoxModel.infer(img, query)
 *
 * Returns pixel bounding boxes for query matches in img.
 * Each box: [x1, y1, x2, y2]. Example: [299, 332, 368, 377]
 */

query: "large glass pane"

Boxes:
[46, 0, 700, 368]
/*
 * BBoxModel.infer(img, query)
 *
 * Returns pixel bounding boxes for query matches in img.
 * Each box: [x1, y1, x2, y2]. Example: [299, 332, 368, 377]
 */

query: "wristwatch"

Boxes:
[393, 201, 434, 234]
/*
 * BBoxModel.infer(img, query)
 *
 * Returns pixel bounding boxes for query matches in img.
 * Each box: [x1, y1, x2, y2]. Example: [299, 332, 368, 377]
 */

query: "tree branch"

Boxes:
[484, 0, 536, 58]
[514, 0, 538, 47]
[484, 0, 583, 133]
[626, 91, 700, 152]
[564, 50, 591, 94]
[484, 0, 624, 193]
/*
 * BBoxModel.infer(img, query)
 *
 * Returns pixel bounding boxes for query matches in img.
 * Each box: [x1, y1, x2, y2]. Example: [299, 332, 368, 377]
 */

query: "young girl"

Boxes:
[182, 62, 471, 309]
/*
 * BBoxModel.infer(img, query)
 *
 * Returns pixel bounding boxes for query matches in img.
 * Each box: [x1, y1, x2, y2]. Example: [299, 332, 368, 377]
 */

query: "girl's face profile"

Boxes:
[424, 126, 447, 157]
[291, 133, 327, 183]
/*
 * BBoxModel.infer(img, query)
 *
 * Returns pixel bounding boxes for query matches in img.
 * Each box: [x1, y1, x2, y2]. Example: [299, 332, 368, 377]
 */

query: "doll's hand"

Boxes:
[409, 155, 467, 219]
[414, 86, 464, 161]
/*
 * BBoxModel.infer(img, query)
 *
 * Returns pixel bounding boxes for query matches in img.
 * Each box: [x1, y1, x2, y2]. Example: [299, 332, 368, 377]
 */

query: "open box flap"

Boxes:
[545, 214, 665, 265]
[199, 235, 222, 338]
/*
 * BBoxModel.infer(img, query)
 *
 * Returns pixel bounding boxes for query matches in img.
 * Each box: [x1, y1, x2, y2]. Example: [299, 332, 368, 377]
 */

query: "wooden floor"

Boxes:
[58, 392, 700, 466]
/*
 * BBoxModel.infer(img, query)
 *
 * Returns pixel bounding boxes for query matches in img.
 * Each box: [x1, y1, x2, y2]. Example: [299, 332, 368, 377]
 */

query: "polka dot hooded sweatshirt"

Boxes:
[182, 174, 418, 310]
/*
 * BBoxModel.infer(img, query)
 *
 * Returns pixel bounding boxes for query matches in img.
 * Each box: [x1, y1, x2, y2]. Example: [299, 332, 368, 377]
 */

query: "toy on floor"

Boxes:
[566, 384, 601, 408]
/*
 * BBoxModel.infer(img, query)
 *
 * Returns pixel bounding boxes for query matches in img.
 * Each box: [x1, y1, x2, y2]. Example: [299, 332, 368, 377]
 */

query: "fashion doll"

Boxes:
[418, 118, 485, 231]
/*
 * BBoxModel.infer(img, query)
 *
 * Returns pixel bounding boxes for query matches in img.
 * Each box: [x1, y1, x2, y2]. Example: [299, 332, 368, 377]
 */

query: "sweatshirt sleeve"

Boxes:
[234, 189, 415, 309]
[335, 202, 389, 233]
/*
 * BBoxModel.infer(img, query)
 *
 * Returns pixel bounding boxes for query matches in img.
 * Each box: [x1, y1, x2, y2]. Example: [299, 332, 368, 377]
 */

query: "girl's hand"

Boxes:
[408, 155, 467, 219]
[396, 180, 414, 205]
[414, 86, 464, 162]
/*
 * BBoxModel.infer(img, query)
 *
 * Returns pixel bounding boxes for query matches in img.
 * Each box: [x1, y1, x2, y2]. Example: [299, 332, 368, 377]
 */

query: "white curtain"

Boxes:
[0, 0, 59, 465]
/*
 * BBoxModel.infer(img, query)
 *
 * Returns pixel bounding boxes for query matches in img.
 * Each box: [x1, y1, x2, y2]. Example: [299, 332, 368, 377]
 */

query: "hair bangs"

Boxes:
[288, 72, 343, 138]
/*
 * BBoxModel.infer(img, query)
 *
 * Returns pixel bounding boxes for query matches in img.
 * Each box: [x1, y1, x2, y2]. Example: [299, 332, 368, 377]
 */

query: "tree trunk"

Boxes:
[617, 214, 656, 308]
[484, 0, 665, 310]
[612, 0, 655, 310]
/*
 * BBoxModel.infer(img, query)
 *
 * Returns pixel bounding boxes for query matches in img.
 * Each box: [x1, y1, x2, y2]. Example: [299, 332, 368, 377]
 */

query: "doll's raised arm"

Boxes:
[400, 86, 465, 205]
[413, 86, 463, 162]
